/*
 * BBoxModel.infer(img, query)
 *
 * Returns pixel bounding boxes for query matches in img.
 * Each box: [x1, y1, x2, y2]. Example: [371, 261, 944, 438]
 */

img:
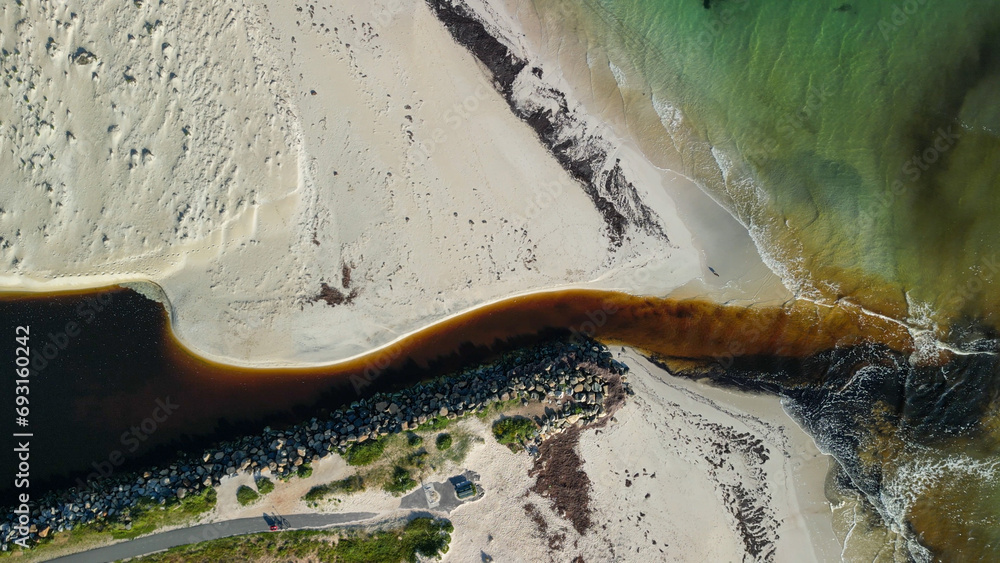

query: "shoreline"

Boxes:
[0, 0, 792, 370]
[1, 283, 917, 376]
[492, 0, 791, 307]
[612, 348, 843, 562]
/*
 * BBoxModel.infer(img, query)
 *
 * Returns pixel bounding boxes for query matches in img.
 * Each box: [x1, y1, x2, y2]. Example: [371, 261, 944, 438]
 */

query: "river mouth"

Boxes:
[1, 284, 909, 501]
[9, 284, 998, 559]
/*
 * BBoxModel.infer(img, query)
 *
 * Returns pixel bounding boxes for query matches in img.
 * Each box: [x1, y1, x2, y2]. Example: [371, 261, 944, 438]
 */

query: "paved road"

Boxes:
[49, 511, 377, 563]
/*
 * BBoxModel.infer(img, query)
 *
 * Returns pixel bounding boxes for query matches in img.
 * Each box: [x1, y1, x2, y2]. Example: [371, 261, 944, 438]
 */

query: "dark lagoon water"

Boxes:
[0, 288, 358, 503]
[0, 287, 587, 504]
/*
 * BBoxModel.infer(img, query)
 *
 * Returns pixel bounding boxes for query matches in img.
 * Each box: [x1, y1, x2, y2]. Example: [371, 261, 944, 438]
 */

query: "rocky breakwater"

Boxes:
[0, 337, 628, 551]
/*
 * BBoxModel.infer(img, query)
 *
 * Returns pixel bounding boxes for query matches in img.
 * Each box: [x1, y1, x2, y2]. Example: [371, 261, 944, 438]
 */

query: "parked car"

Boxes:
[454, 480, 476, 500]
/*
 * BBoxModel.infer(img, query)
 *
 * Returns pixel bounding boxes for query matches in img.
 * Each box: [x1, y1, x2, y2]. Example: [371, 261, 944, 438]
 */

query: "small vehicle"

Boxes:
[454, 480, 476, 500]
[266, 513, 284, 531]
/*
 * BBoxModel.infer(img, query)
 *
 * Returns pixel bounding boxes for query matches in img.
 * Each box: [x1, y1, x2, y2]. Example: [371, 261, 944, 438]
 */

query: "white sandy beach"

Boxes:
[0, 1, 849, 561]
[0, 0, 790, 369]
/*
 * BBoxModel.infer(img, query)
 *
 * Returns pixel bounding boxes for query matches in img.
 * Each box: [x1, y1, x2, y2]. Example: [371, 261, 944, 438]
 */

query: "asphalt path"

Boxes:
[48, 511, 377, 563]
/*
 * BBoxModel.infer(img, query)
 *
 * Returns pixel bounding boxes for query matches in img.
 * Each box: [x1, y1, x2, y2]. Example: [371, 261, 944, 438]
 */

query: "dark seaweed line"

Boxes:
[424, 0, 670, 248]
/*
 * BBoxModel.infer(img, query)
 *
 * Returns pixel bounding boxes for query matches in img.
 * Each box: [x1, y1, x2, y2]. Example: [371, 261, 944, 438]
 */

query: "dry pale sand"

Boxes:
[0, 0, 781, 368]
[602, 349, 842, 562]
[442, 349, 843, 562]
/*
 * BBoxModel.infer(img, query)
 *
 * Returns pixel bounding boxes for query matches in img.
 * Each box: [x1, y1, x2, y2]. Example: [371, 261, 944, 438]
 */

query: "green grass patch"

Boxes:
[402, 450, 429, 469]
[440, 431, 478, 465]
[236, 485, 260, 506]
[416, 416, 450, 432]
[324, 419, 480, 503]
[492, 416, 537, 452]
[255, 477, 274, 495]
[344, 438, 387, 466]
[113, 488, 217, 539]
[435, 433, 453, 451]
[383, 466, 418, 496]
[297, 463, 313, 479]
[303, 475, 365, 502]
[134, 517, 453, 562]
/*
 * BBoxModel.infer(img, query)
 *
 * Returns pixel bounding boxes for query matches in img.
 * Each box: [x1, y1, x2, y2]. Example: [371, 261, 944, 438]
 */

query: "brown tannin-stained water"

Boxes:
[0, 284, 910, 501]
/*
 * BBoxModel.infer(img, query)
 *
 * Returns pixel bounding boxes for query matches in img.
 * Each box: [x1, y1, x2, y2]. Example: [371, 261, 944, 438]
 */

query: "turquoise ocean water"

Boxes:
[581, 0, 1000, 329]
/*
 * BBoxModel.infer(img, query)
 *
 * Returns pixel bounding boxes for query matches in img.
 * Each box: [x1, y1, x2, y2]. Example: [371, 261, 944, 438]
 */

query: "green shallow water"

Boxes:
[577, 0, 1000, 327]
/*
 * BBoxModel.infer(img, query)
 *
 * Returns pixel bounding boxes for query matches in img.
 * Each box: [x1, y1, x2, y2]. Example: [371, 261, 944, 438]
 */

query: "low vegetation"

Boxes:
[383, 465, 419, 496]
[324, 416, 487, 501]
[416, 416, 450, 432]
[236, 485, 260, 506]
[297, 463, 313, 479]
[134, 517, 454, 562]
[255, 477, 274, 495]
[435, 433, 453, 451]
[403, 450, 429, 469]
[303, 475, 365, 502]
[117, 488, 217, 539]
[492, 416, 537, 452]
[344, 438, 387, 466]
[475, 398, 521, 421]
